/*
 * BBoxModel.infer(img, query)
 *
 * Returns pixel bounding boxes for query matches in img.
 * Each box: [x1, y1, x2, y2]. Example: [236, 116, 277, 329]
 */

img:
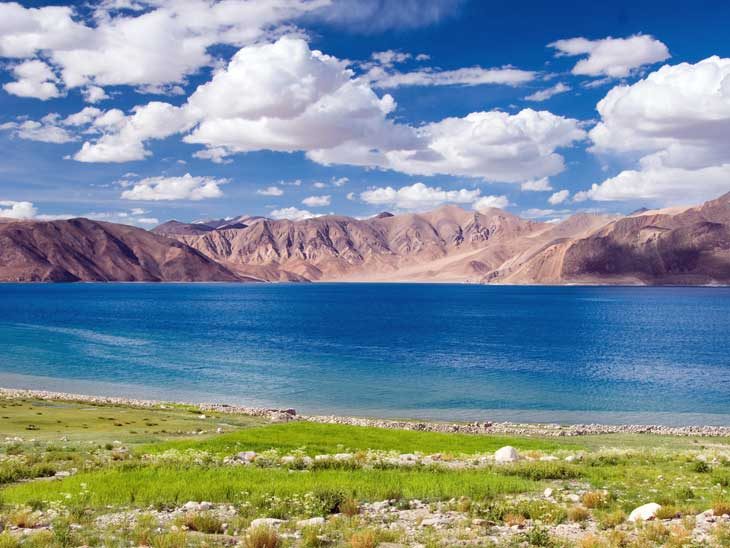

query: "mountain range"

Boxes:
[2, 192, 729, 285]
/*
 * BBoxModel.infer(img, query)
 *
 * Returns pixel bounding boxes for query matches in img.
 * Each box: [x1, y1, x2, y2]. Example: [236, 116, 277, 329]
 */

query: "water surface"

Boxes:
[1, 283, 728, 425]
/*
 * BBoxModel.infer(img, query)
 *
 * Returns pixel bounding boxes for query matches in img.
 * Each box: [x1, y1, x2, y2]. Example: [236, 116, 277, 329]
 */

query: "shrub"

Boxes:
[692, 460, 711, 473]
[151, 531, 189, 548]
[522, 526, 554, 547]
[244, 526, 280, 548]
[183, 511, 224, 534]
[8, 507, 39, 529]
[504, 512, 526, 527]
[0, 533, 20, 548]
[313, 488, 346, 515]
[301, 526, 327, 548]
[673, 486, 695, 501]
[713, 524, 730, 546]
[712, 470, 730, 487]
[339, 497, 360, 517]
[595, 509, 625, 529]
[568, 506, 590, 523]
[655, 505, 679, 520]
[712, 499, 730, 516]
[577, 534, 606, 548]
[639, 521, 669, 544]
[350, 529, 377, 548]
[581, 491, 610, 509]
[497, 462, 581, 481]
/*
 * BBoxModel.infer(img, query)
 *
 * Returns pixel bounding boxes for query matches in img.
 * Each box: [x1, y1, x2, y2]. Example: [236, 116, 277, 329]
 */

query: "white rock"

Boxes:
[236, 451, 257, 462]
[540, 456, 558, 461]
[297, 517, 325, 529]
[182, 501, 200, 511]
[543, 488, 554, 498]
[333, 453, 353, 461]
[628, 503, 661, 522]
[494, 446, 519, 463]
[198, 501, 212, 511]
[564, 455, 577, 462]
[250, 518, 285, 529]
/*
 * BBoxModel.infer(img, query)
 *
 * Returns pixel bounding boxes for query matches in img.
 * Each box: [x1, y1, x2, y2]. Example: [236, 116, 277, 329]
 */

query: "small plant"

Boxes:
[692, 460, 711, 473]
[0, 533, 21, 548]
[244, 526, 280, 548]
[655, 505, 679, 520]
[301, 526, 327, 548]
[522, 526, 554, 547]
[712, 499, 730, 516]
[338, 497, 360, 517]
[673, 486, 695, 500]
[8, 506, 39, 529]
[639, 521, 670, 544]
[577, 534, 606, 548]
[568, 506, 590, 522]
[504, 512, 526, 527]
[581, 491, 609, 509]
[182, 511, 224, 534]
[350, 529, 377, 548]
[595, 509, 625, 529]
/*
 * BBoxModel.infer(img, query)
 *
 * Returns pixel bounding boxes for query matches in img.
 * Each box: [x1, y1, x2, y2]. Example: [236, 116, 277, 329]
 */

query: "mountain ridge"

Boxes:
[2, 192, 729, 284]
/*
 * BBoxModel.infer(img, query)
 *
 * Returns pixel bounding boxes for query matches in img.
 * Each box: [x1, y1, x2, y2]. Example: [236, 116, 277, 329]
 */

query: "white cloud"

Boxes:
[120, 173, 227, 201]
[0, 115, 75, 143]
[581, 56, 730, 204]
[312, 182, 328, 189]
[0, 200, 38, 219]
[548, 189, 570, 205]
[522, 207, 571, 220]
[525, 82, 570, 102]
[270, 206, 320, 221]
[521, 177, 553, 191]
[82, 86, 109, 104]
[360, 182, 480, 210]
[368, 66, 536, 89]
[370, 50, 412, 67]
[332, 176, 349, 187]
[302, 195, 331, 207]
[26, 37, 582, 184]
[0, 0, 326, 97]
[74, 102, 193, 162]
[3, 59, 61, 100]
[574, 165, 730, 205]
[372, 109, 586, 182]
[192, 147, 231, 164]
[346, 192, 356, 201]
[473, 195, 509, 210]
[549, 35, 670, 78]
[184, 37, 415, 160]
[257, 186, 284, 197]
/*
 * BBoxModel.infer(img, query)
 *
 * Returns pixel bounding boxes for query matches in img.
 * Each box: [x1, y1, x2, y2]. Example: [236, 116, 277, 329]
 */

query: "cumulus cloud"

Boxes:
[18, 36, 583, 185]
[548, 189, 570, 205]
[302, 195, 331, 207]
[74, 102, 193, 162]
[120, 173, 227, 201]
[525, 82, 570, 102]
[257, 186, 284, 196]
[521, 177, 553, 191]
[549, 35, 670, 78]
[82, 85, 109, 104]
[3, 60, 62, 100]
[360, 182, 480, 210]
[0, 0, 326, 98]
[332, 176, 349, 187]
[473, 195, 509, 210]
[0, 115, 75, 143]
[368, 66, 536, 89]
[0, 200, 38, 219]
[574, 165, 730, 205]
[581, 56, 730, 204]
[270, 206, 321, 221]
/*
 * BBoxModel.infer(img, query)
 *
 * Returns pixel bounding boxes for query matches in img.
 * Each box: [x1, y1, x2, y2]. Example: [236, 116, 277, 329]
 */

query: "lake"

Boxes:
[1, 283, 728, 426]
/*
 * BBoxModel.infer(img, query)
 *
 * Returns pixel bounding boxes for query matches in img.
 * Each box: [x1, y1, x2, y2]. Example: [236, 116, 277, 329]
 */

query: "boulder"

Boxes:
[297, 517, 325, 529]
[494, 446, 519, 463]
[250, 518, 285, 529]
[628, 503, 661, 522]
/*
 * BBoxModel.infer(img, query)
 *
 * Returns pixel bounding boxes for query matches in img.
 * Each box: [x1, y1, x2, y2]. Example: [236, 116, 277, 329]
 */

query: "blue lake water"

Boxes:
[1, 283, 729, 426]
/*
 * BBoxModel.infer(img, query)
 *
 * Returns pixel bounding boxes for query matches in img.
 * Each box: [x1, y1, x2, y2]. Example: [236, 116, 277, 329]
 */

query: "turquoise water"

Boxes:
[1, 283, 729, 425]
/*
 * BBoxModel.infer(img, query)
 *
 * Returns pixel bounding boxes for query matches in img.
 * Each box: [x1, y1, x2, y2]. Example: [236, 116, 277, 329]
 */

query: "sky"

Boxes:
[1, 0, 729, 226]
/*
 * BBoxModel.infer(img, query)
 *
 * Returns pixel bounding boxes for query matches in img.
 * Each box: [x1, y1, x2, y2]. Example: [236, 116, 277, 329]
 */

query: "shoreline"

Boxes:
[2, 386, 729, 438]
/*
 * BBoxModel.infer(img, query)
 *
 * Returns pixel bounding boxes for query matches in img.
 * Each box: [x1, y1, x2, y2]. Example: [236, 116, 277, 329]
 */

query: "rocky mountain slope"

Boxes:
[3, 192, 729, 284]
[155, 191, 730, 285]
[0, 218, 245, 282]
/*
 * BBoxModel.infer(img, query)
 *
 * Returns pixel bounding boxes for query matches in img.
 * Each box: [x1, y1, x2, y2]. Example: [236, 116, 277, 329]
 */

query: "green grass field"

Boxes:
[1, 397, 729, 547]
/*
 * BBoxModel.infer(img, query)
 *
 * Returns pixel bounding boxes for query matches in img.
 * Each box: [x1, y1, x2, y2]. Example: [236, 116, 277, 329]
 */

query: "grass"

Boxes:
[142, 421, 581, 457]
[0, 397, 264, 443]
[0, 465, 538, 508]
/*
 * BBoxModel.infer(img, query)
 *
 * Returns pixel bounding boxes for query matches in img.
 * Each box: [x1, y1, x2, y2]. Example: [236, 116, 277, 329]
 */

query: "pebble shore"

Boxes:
[2, 387, 729, 437]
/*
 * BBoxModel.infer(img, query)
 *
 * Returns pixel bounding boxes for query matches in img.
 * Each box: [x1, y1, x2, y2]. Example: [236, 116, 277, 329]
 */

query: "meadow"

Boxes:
[1, 396, 729, 547]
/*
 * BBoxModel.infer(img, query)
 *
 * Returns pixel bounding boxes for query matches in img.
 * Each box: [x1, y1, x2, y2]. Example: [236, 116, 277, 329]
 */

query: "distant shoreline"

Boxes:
[2, 387, 729, 438]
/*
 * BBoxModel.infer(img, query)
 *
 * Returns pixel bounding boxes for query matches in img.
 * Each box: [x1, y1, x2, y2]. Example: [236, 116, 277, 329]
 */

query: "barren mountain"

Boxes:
[0, 218, 246, 282]
[4, 192, 729, 284]
[161, 192, 730, 285]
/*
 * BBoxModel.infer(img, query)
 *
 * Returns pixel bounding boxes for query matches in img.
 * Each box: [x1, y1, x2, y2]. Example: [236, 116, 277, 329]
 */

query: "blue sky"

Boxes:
[1, 0, 729, 225]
